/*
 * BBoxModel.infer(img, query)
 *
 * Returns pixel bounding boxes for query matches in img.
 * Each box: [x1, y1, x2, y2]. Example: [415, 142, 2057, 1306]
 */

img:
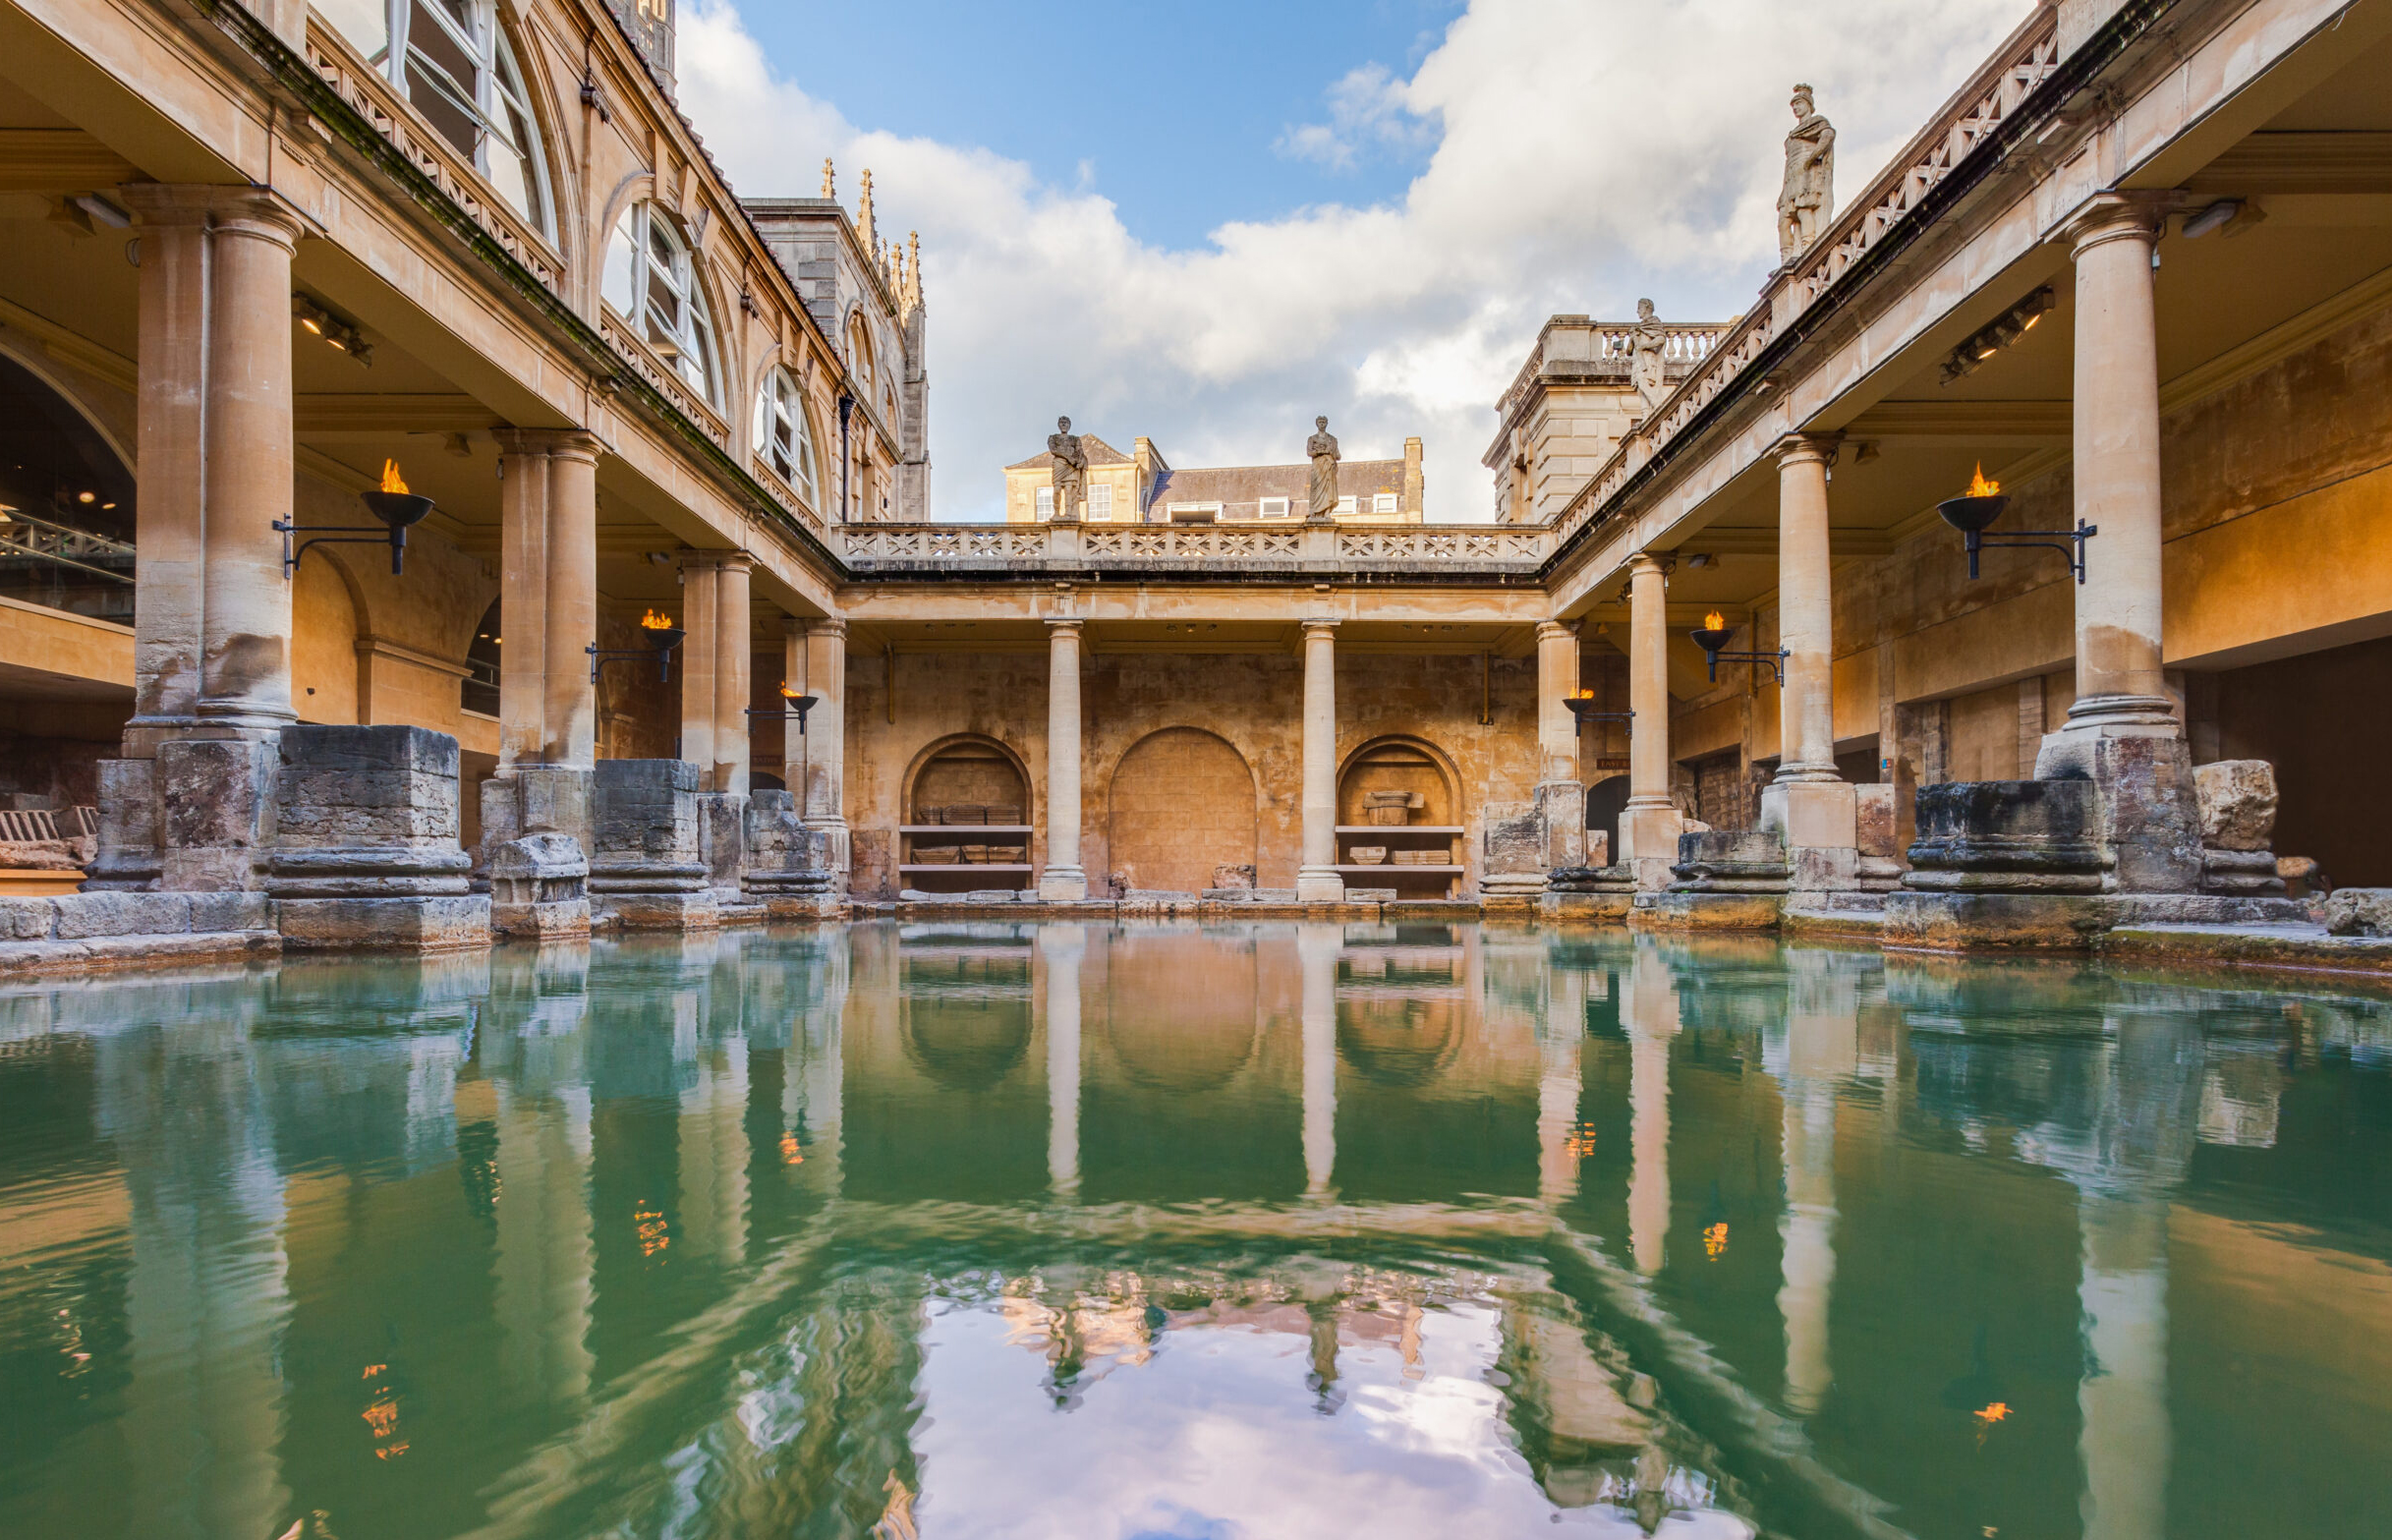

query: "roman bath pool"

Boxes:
[2, 924, 2387, 1540]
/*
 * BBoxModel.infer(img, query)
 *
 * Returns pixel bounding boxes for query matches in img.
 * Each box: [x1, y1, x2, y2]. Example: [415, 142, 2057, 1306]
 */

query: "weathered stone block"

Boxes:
[594, 891, 720, 930]
[88, 758, 159, 890]
[276, 895, 491, 951]
[1535, 780, 1585, 871]
[1881, 891, 2115, 951]
[1902, 780, 2104, 893]
[1853, 783, 1901, 859]
[158, 737, 277, 891]
[188, 892, 273, 933]
[2082, 734, 2203, 894]
[270, 725, 472, 899]
[1630, 890, 1785, 931]
[1758, 780, 1855, 852]
[1584, 831, 1610, 868]
[49, 891, 195, 939]
[2195, 759, 2278, 851]
[0, 897, 57, 941]
[2325, 888, 2392, 938]
[590, 760, 706, 895]
[1670, 829, 1788, 892]
[1482, 801, 1544, 877]
[696, 791, 748, 894]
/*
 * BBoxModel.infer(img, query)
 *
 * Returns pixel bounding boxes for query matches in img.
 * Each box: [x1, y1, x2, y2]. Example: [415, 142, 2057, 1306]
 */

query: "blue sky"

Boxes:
[731, 1, 1465, 250]
[684, 0, 2036, 519]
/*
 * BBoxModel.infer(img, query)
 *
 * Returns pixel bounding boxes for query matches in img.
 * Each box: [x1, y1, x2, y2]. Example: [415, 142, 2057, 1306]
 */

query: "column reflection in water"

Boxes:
[1770, 948, 1857, 1417]
[2018, 1004, 2202, 1540]
[1297, 923, 1340, 1196]
[484, 945, 597, 1407]
[94, 989, 293, 1539]
[1624, 940, 1680, 1274]
[788, 929, 849, 1196]
[1538, 958, 1586, 1207]
[677, 939, 750, 1268]
[1041, 924, 1085, 1198]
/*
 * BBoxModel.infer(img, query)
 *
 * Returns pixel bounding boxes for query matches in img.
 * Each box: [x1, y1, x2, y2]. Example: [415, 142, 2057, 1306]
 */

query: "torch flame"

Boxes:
[1704, 610, 1727, 631]
[779, 680, 801, 700]
[1966, 463, 2000, 498]
[379, 459, 409, 495]
[1973, 1401, 2012, 1427]
[640, 608, 674, 630]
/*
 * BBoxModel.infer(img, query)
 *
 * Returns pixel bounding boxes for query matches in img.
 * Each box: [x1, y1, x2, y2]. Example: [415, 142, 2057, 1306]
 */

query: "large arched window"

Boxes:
[754, 368, 822, 510]
[313, 1, 554, 238]
[602, 202, 721, 407]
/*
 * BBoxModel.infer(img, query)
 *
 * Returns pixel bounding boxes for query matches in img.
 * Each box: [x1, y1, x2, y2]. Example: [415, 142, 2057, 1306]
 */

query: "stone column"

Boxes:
[802, 617, 849, 879]
[2037, 194, 2200, 892]
[1538, 963, 1585, 1206]
[1042, 924, 1084, 1198]
[1534, 619, 1586, 874]
[1626, 939, 1679, 1274]
[542, 433, 600, 769]
[491, 431, 554, 773]
[1619, 555, 1681, 890]
[1038, 619, 1088, 901]
[1296, 618, 1344, 903]
[1762, 436, 1857, 889]
[711, 554, 753, 797]
[1298, 923, 1339, 1195]
[677, 557, 720, 778]
[2046, 194, 2178, 761]
[1775, 951, 1855, 1417]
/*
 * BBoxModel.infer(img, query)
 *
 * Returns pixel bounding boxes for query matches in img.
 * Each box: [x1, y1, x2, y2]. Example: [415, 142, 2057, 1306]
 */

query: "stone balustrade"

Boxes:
[834, 520, 1555, 577]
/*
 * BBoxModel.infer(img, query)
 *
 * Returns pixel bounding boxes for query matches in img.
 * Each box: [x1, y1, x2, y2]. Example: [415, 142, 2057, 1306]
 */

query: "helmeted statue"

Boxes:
[1048, 415, 1085, 522]
[1629, 298, 1668, 413]
[1306, 416, 1341, 521]
[1778, 84, 1836, 260]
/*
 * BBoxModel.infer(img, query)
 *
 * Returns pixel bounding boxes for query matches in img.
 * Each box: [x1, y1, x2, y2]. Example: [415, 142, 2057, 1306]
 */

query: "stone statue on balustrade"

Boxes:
[1630, 298, 1669, 414]
[1778, 84, 1836, 260]
[1048, 416, 1085, 523]
[1306, 416, 1341, 522]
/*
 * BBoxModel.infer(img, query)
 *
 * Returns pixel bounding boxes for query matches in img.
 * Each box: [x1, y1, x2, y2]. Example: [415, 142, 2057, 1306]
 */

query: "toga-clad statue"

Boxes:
[1048, 415, 1085, 522]
[1629, 298, 1668, 413]
[1305, 415, 1340, 521]
[1777, 84, 1836, 260]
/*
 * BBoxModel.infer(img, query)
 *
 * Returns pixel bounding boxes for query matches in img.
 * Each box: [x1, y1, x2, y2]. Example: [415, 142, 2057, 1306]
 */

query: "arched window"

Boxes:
[313, 1, 554, 237]
[754, 368, 822, 510]
[846, 314, 875, 387]
[602, 202, 721, 407]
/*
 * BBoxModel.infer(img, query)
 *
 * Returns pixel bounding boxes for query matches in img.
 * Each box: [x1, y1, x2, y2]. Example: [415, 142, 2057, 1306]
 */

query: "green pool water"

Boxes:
[3, 923, 2389, 1540]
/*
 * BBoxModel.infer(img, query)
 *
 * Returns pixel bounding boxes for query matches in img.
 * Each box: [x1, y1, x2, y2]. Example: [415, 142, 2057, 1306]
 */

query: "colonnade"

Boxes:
[1587, 188, 2179, 891]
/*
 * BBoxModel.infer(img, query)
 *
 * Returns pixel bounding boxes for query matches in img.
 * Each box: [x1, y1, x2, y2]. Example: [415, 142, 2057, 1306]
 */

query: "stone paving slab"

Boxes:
[0, 931, 281, 977]
[2104, 922, 2392, 978]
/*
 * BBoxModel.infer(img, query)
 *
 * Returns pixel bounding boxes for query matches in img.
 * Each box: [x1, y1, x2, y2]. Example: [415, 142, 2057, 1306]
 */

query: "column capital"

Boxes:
[492, 427, 601, 463]
[1772, 432, 1842, 469]
[1535, 618, 1579, 642]
[805, 615, 849, 639]
[1299, 616, 1340, 636]
[1627, 550, 1670, 577]
[2056, 191, 2182, 258]
[1045, 616, 1084, 636]
[678, 548, 753, 575]
[120, 183, 310, 243]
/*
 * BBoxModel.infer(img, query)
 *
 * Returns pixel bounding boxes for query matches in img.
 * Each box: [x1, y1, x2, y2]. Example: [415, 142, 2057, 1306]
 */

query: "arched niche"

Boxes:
[905, 734, 1032, 824]
[1108, 727, 1257, 894]
[1337, 735, 1459, 826]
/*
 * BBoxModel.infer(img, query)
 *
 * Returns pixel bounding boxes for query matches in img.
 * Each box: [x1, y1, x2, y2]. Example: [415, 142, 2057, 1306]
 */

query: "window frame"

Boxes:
[1373, 491, 1398, 515]
[321, 0, 555, 239]
[1034, 485, 1054, 520]
[1336, 494, 1358, 516]
[1256, 496, 1291, 520]
[754, 366, 823, 511]
[1087, 484, 1113, 521]
[602, 200, 723, 410]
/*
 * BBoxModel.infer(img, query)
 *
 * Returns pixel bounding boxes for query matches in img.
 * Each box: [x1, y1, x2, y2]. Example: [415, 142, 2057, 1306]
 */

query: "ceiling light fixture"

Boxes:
[290, 295, 374, 367]
[1941, 287, 2055, 384]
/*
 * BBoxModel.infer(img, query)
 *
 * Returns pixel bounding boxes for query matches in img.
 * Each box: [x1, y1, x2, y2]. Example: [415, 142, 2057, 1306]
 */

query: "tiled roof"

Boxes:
[1006, 433, 1132, 470]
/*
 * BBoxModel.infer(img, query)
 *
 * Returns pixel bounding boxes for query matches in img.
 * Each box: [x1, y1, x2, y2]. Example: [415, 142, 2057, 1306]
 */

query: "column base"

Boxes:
[592, 891, 721, 931]
[1038, 865, 1089, 902]
[1618, 804, 1684, 893]
[2037, 721, 2202, 893]
[276, 895, 492, 951]
[696, 790, 749, 899]
[1759, 780, 1858, 893]
[157, 737, 279, 891]
[1295, 867, 1346, 902]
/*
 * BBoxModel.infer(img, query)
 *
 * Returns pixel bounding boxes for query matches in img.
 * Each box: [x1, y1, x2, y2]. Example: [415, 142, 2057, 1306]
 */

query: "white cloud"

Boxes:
[679, 0, 2033, 520]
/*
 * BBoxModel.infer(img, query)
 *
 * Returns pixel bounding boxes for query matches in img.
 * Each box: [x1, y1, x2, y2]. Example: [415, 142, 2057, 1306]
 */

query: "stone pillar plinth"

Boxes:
[2038, 193, 2200, 892]
[1038, 619, 1087, 901]
[589, 759, 717, 930]
[482, 764, 592, 937]
[801, 618, 850, 881]
[1618, 555, 1681, 890]
[1295, 618, 1344, 903]
[267, 725, 488, 949]
[1760, 435, 1857, 891]
[159, 738, 279, 891]
[741, 788, 840, 918]
[696, 791, 750, 904]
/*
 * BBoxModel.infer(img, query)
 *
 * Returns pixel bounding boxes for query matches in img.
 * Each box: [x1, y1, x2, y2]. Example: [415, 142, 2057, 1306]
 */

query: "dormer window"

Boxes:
[313, 1, 553, 237]
[1257, 496, 1291, 520]
[602, 202, 721, 407]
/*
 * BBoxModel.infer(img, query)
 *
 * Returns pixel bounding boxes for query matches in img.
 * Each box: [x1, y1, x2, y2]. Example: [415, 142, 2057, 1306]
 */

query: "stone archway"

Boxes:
[1107, 727, 1257, 894]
